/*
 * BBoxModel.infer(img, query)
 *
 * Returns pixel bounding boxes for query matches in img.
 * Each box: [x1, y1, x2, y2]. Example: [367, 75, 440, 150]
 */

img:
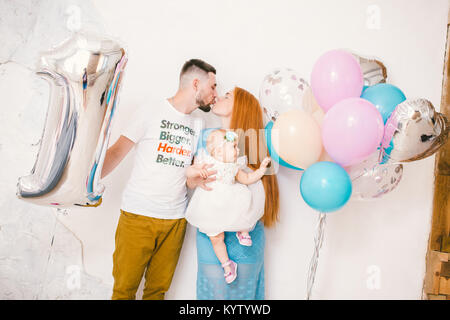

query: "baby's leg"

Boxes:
[236, 230, 252, 246]
[209, 233, 232, 273]
[240, 230, 250, 237]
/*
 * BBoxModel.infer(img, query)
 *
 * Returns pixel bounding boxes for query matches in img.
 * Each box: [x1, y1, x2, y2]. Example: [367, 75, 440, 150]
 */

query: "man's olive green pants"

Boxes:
[112, 209, 187, 300]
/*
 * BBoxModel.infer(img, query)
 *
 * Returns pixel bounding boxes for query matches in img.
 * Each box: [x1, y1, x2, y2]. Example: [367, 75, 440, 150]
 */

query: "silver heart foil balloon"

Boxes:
[16, 33, 127, 208]
[352, 53, 387, 87]
[348, 152, 403, 200]
[380, 98, 449, 165]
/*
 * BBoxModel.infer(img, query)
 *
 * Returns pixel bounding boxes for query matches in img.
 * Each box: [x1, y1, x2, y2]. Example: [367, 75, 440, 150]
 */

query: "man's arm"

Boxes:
[101, 135, 135, 178]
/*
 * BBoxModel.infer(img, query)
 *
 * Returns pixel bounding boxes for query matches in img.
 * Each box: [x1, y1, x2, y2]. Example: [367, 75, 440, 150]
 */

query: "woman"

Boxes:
[193, 87, 279, 299]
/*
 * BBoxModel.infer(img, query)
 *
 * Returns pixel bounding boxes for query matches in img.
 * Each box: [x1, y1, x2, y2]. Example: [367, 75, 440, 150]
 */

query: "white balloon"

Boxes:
[259, 68, 311, 122]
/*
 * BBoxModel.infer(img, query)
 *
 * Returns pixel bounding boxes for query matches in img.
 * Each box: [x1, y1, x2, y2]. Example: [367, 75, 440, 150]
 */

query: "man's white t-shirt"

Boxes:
[120, 98, 204, 219]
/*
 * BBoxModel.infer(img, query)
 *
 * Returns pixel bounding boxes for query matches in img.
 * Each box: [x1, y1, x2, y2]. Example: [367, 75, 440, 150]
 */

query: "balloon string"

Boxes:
[306, 212, 326, 300]
[34, 210, 59, 299]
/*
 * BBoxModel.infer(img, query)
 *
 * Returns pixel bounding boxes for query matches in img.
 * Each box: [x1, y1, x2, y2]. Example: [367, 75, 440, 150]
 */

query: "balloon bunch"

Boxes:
[260, 49, 449, 299]
[261, 49, 449, 208]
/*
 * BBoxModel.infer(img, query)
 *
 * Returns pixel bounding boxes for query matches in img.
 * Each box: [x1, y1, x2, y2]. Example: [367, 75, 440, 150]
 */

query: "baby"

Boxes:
[185, 129, 271, 284]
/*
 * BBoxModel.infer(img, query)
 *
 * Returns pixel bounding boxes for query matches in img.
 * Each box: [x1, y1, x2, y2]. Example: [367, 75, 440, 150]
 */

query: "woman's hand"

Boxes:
[186, 163, 217, 190]
[186, 163, 215, 178]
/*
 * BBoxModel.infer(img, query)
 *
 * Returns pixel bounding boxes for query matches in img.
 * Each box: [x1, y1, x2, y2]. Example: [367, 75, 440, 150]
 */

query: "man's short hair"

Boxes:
[180, 59, 216, 80]
[179, 59, 216, 112]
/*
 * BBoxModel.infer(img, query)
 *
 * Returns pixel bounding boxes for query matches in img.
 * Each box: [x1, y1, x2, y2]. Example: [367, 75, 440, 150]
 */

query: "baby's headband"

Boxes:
[207, 130, 238, 156]
[224, 131, 238, 143]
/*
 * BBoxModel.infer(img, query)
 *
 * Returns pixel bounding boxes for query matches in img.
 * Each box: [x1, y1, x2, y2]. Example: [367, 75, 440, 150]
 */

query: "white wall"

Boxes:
[0, 0, 448, 299]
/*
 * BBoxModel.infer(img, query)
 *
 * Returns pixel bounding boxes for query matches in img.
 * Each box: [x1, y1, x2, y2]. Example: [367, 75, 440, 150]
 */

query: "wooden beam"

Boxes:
[427, 294, 447, 300]
[441, 261, 450, 278]
[424, 251, 449, 295]
[439, 277, 450, 295]
[424, 12, 450, 299]
[442, 235, 450, 253]
[428, 19, 450, 252]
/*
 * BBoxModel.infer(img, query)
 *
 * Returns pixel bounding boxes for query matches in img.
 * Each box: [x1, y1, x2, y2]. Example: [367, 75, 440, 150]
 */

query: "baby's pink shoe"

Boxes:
[236, 232, 252, 246]
[221, 260, 237, 284]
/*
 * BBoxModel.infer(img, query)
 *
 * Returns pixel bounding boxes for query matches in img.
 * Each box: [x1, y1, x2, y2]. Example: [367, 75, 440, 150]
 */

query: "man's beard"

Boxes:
[196, 93, 211, 112]
[198, 105, 211, 112]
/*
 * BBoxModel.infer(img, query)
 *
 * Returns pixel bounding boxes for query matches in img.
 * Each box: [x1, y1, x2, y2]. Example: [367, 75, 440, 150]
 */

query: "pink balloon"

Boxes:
[322, 98, 384, 167]
[311, 50, 364, 112]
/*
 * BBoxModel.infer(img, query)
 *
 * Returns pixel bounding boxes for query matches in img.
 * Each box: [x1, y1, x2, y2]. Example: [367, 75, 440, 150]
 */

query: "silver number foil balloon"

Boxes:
[348, 152, 403, 200]
[351, 53, 387, 87]
[17, 33, 128, 208]
[259, 68, 311, 122]
[380, 98, 449, 165]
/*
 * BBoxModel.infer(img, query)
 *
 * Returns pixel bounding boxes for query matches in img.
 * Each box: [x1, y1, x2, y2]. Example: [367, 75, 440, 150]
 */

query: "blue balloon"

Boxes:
[361, 83, 406, 124]
[300, 161, 352, 213]
[361, 85, 369, 94]
[265, 121, 303, 171]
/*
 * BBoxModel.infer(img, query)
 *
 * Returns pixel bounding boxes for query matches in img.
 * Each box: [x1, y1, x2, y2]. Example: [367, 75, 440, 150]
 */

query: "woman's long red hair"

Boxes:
[230, 87, 280, 227]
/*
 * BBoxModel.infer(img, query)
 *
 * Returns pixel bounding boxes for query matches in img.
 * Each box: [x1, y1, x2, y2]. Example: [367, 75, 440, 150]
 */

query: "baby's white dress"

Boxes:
[185, 152, 261, 236]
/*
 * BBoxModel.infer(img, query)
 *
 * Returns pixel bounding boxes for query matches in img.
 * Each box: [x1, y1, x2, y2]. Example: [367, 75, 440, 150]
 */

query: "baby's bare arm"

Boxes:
[235, 157, 271, 185]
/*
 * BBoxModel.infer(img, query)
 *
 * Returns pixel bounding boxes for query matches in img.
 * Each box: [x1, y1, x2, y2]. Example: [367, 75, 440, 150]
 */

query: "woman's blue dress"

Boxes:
[196, 221, 265, 300]
[194, 127, 266, 300]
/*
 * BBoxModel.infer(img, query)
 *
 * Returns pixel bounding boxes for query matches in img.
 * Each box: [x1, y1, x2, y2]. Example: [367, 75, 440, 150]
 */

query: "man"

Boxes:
[101, 59, 217, 300]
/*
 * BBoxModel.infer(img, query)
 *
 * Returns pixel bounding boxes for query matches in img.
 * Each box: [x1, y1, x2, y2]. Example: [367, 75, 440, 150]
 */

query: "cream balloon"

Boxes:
[271, 110, 322, 169]
[302, 86, 322, 115]
[303, 88, 334, 162]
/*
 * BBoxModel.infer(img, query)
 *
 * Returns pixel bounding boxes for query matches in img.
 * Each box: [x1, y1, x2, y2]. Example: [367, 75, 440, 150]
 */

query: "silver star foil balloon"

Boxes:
[16, 33, 128, 208]
[380, 98, 449, 165]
